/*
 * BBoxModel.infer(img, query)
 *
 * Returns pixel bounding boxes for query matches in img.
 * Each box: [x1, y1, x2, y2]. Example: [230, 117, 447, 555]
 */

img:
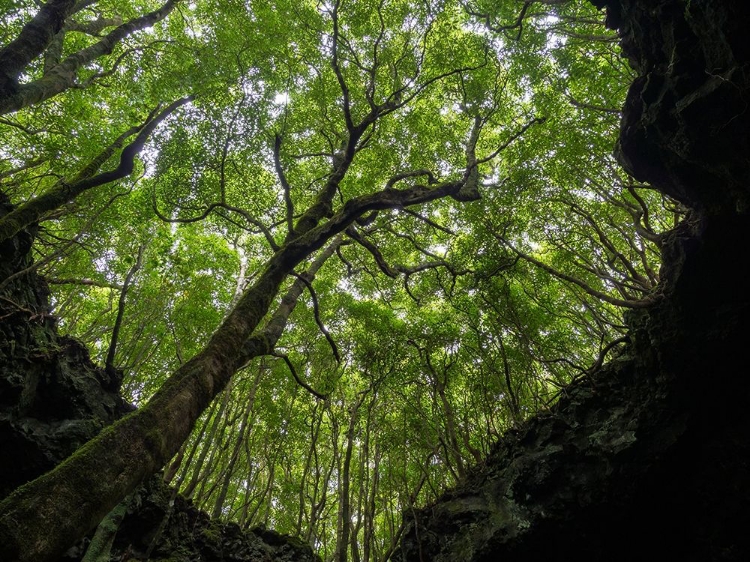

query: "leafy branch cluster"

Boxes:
[0, 1, 677, 561]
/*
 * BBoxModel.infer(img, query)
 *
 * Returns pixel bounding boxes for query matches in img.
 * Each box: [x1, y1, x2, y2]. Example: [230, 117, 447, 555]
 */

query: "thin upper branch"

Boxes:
[0, 96, 192, 245]
[274, 134, 295, 237]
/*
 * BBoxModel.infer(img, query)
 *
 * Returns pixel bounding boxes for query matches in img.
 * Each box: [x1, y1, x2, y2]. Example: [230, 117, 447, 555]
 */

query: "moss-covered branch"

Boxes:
[0, 0, 182, 114]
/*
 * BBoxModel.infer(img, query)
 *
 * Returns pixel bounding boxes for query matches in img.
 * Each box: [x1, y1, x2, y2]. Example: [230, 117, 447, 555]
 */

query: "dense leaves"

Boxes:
[0, 0, 675, 559]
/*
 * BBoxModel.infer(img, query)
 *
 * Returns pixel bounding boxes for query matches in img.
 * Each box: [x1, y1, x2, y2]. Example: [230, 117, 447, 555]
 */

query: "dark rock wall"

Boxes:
[607, 0, 750, 213]
[1, 193, 131, 500]
[1, 195, 319, 560]
[61, 476, 319, 562]
[394, 251, 750, 561]
[395, 0, 750, 560]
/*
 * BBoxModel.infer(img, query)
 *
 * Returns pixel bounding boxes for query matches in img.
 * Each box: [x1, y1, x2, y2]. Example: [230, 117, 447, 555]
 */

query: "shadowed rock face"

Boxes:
[1, 194, 132, 500]
[59, 476, 320, 562]
[395, 1, 750, 560]
[1, 193, 320, 561]
[609, 0, 750, 213]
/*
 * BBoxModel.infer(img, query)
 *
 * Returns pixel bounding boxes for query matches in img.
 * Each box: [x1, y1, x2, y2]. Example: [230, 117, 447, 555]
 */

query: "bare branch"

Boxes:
[106, 244, 145, 373]
[346, 225, 399, 278]
[0, 190, 130, 291]
[330, 0, 354, 132]
[46, 277, 123, 290]
[476, 116, 546, 165]
[274, 133, 295, 237]
[464, 0, 533, 40]
[385, 169, 437, 189]
[566, 93, 621, 115]
[273, 352, 328, 400]
[290, 271, 341, 363]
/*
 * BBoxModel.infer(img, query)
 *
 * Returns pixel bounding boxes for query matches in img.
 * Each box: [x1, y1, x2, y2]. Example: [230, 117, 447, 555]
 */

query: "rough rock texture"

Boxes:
[1, 192, 319, 561]
[395, 0, 750, 560]
[0, 194, 132, 500]
[394, 221, 750, 560]
[61, 476, 320, 562]
[606, 0, 750, 213]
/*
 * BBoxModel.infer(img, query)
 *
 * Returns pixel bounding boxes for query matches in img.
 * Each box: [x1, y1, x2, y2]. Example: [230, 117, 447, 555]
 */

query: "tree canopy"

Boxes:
[0, 0, 674, 560]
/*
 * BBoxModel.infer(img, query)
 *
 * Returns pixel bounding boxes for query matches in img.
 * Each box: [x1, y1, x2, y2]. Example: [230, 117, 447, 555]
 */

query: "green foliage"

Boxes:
[1, 0, 676, 559]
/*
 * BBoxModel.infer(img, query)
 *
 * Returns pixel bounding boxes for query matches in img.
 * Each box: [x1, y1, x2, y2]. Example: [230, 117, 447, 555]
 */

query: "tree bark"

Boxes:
[0, 164, 475, 562]
[0, 0, 78, 97]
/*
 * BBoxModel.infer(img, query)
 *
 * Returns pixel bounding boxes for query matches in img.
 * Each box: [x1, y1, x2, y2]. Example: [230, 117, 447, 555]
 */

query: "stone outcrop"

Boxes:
[395, 0, 750, 559]
[61, 476, 319, 562]
[1, 192, 319, 561]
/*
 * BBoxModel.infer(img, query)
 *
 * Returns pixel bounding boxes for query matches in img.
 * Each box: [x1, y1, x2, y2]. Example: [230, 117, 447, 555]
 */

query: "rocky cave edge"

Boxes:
[1, 0, 749, 560]
[395, 0, 750, 559]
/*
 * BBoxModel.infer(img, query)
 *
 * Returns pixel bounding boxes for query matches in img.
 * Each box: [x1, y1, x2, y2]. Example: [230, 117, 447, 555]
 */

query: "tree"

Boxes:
[393, 0, 750, 558]
[0, 0, 677, 560]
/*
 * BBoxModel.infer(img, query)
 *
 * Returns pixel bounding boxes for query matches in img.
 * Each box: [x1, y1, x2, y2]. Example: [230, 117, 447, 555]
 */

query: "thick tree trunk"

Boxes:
[0, 158, 472, 562]
[394, 0, 750, 559]
[0, 0, 77, 97]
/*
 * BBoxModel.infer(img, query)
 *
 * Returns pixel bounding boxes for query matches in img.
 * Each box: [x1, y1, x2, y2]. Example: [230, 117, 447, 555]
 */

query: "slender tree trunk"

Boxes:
[337, 393, 367, 562]
[80, 493, 132, 562]
[297, 403, 323, 536]
[210, 370, 261, 519]
[105, 245, 144, 374]
[172, 398, 218, 488]
[162, 441, 186, 486]
[182, 382, 233, 498]
[193, 396, 241, 506]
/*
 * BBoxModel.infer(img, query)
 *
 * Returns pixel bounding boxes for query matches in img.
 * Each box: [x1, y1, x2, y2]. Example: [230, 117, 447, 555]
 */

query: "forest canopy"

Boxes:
[0, 0, 674, 559]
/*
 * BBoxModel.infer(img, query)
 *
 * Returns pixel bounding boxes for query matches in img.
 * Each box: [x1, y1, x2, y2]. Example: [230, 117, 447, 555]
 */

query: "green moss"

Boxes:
[199, 522, 222, 547]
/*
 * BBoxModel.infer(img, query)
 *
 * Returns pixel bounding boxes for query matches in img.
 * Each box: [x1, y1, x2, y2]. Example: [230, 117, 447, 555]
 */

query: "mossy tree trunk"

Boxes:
[0, 138, 481, 562]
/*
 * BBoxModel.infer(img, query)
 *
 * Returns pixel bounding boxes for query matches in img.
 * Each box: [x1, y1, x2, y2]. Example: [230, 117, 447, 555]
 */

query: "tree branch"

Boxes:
[0, 96, 192, 245]
[0, 0, 78, 96]
[274, 133, 295, 237]
[290, 271, 341, 363]
[500, 236, 659, 309]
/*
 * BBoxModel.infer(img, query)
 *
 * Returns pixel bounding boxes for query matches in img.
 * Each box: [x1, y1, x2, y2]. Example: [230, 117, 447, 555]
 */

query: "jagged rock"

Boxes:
[612, 0, 750, 213]
[394, 0, 750, 559]
[59, 476, 320, 562]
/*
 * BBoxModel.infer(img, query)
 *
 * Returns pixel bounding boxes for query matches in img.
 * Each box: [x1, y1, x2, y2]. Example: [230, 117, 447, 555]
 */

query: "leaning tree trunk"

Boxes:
[394, 0, 750, 560]
[0, 152, 476, 562]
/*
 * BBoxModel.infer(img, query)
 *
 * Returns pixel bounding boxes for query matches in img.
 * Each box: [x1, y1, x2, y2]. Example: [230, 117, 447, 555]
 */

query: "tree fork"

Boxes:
[0, 170, 477, 562]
